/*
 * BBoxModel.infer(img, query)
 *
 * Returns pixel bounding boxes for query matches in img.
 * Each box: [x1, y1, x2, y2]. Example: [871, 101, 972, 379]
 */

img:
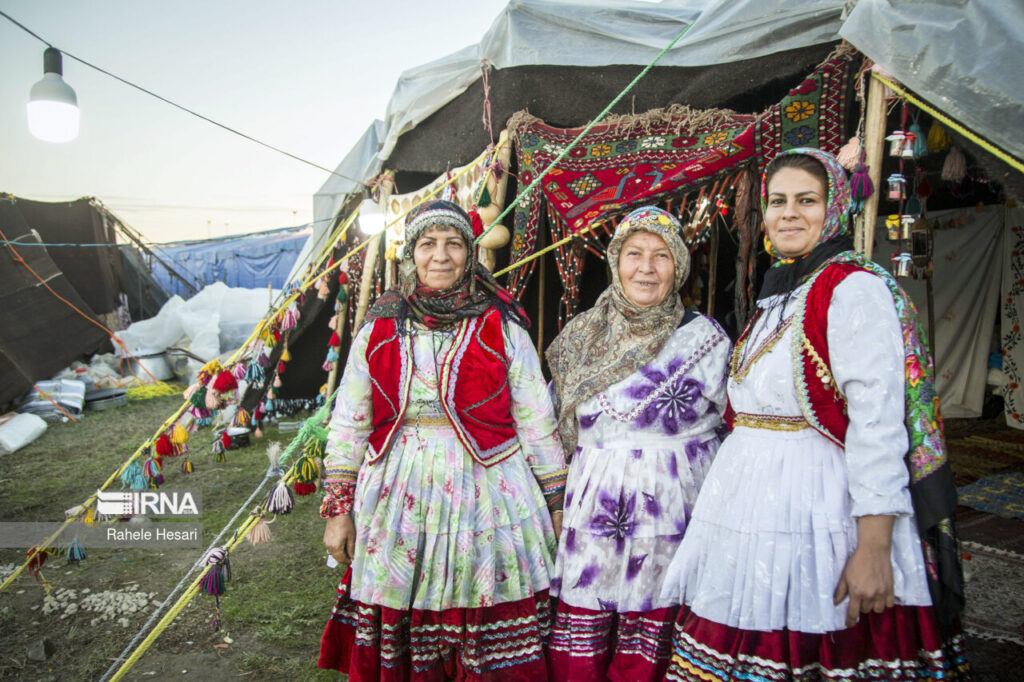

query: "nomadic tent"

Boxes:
[275, 0, 1022, 428]
[0, 195, 166, 407]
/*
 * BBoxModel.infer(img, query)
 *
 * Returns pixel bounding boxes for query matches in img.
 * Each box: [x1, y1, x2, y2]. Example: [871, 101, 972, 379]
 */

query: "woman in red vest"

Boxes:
[544, 206, 731, 681]
[661, 147, 969, 679]
[317, 200, 568, 680]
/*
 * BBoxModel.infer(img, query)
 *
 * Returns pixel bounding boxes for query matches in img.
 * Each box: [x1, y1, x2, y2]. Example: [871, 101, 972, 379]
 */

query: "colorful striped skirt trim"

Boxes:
[318, 569, 553, 681]
[666, 605, 971, 681]
[547, 601, 679, 682]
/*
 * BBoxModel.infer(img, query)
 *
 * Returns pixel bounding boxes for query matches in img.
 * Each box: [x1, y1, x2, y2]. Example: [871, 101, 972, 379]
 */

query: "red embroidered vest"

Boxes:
[790, 263, 871, 446]
[364, 307, 520, 467]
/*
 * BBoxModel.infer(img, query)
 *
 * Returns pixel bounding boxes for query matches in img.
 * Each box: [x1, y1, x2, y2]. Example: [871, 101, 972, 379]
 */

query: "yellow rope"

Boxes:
[871, 72, 1024, 174]
[108, 471, 297, 682]
[493, 221, 599, 277]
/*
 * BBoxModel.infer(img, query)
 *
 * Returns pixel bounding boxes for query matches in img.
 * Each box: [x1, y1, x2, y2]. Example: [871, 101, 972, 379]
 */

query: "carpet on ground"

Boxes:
[958, 472, 1024, 519]
[961, 541, 1024, 646]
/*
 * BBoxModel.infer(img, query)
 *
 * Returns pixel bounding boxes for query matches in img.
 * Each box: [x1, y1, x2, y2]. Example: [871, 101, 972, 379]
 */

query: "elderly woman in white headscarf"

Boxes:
[544, 206, 730, 682]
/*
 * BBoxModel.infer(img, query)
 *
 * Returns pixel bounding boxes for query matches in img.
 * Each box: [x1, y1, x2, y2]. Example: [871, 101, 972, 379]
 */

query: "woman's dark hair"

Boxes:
[765, 153, 829, 196]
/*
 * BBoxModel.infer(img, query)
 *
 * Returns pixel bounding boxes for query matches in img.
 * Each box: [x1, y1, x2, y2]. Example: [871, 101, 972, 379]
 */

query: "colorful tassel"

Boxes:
[278, 361, 286, 375]
[248, 513, 272, 546]
[927, 120, 951, 153]
[266, 479, 294, 515]
[942, 146, 967, 183]
[212, 370, 237, 393]
[322, 358, 333, 372]
[848, 163, 873, 214]
[245, 361, 265, 386]
[221, 431, 232, 449]
[908, 121, 927, 158]
[183, 383, 199, 401]
[328, 314, 338, 331]
[189, 385, 208, 410]
[231, 363, 247, 382]
[155, 433, 173, 457]
[328, 331, 341, 347]
[337, 272, 348, 285]
[836, 136, 861, 171]
[171, 423, 190, 446]
[143, 457, 163, 487]
[273, 376, 282, 388]
[63, 535, 86, 564]
[326, 348, 339, 363]
[281, 348, 291, 363]
[337, 287, 348, 303]
[254, 425, 263, 439]
[181, 457, 195, 474]
[266, 442, 283, 471]
[205, 388, 221, 411]
[293, 481, 318, 496]
[201, 548, 230, 596]
[121, 461, 148, 491]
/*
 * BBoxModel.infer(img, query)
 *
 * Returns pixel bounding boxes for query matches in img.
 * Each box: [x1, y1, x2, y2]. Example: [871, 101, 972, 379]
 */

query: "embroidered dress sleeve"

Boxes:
[320, 324, 374, 518]
[828, 271, 913, 518]
[505, 323, 568, 511]
[692, 316, 730, 418]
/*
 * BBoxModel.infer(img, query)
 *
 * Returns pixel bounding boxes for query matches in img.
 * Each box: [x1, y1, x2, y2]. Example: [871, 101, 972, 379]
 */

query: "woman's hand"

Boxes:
[324, 514, 356, 565]
[833, 515, 896, 628]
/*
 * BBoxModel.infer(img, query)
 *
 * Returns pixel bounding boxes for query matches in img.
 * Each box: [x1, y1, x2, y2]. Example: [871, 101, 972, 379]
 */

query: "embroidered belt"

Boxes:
[733, 413, 809, 431]
[402, 414, 450, 427]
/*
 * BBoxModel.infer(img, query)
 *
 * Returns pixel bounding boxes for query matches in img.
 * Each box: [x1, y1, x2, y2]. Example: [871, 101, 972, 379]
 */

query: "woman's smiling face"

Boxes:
[617, 231, 675, 307]
[764, 166, 827, 258]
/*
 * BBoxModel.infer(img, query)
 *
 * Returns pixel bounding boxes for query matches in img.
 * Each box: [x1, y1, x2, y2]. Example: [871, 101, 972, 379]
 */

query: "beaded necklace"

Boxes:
[729, 311, 793, 383]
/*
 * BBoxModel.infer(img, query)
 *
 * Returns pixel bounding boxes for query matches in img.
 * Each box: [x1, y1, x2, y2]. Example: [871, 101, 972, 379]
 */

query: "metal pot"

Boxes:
[125, 350, 173, 382]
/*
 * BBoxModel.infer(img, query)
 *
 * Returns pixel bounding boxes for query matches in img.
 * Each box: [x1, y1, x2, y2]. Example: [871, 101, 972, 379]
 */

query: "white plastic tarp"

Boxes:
[840, 0, 1024, 165]
[873, 206, 1004, 418]
[114, 282, 277, 374]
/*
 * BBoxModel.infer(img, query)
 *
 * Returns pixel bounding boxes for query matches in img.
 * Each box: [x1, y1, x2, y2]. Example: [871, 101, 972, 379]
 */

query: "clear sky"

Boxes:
[0, 1, 510, 242]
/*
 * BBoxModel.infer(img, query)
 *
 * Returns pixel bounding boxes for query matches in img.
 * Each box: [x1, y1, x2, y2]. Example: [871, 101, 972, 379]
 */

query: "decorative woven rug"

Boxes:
[958, 472, 1024, 519]
[962, 541, 1024, 646]
[505, 48, 853, 298]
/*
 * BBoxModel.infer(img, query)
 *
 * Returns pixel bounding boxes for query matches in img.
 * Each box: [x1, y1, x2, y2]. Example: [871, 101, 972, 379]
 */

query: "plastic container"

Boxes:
[0, 413, 48, 455]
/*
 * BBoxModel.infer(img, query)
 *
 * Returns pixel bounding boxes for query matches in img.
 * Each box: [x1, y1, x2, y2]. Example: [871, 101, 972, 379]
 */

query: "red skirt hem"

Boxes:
[666, 604, 971, 681]
[318, 568, 553, 682]
[546, 600, 679, 682]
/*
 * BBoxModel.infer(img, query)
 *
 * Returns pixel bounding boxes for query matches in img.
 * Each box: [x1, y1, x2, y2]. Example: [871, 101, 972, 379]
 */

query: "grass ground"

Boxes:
[0, 393, 342, 681]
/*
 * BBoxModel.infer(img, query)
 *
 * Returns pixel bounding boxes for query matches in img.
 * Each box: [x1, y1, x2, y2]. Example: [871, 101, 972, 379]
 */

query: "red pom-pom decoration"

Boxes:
[328, 331, 341, 347]
[338, 272, 348, 285]
[221, 431, 232, 449]
[212, 370, 237, 393]
[273, 330, 282, 343]
[468, 210, 485, 238]
[155, 433, 173, 457]
[293, 481, 317, 496]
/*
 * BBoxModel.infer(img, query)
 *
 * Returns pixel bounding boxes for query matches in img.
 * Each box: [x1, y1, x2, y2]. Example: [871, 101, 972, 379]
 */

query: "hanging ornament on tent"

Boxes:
[836, 136, 862, 171]
[201, 547, 231, 632]
[927, 120, 951, 153]
[248, 510, 272, 546]
[942, 146, 967, 184]
[120, 460, 148, 491]
[908, 120, 927, 158]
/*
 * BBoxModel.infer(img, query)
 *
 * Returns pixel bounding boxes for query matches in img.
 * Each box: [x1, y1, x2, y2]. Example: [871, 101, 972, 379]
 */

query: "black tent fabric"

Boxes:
[386, 43, 835, 181]
[0, 200, 112, 407]
[118, 245, 170, 322]
[10, 196, 124, 316]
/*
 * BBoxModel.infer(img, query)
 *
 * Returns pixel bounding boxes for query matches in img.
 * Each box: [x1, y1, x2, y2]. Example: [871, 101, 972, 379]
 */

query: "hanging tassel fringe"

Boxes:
[266, 479, 294, 515]
[836, 136, 861, 171]
[942, 146, 967, 183]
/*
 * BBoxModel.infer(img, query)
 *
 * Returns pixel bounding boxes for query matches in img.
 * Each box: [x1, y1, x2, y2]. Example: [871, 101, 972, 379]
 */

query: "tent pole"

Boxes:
[706, 221, 719, 317]
[856, 75, 887, 260]
[352, 234, 381, 331]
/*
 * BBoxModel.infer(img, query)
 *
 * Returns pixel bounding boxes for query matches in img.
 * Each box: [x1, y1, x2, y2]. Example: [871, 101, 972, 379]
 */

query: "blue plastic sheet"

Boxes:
[149, 225, 310, 298]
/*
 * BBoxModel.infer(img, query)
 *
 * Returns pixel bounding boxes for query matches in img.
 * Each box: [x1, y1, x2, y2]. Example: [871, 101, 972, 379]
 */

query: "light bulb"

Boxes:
[27, 48, 79, 143]
[357, 198, 387, 235]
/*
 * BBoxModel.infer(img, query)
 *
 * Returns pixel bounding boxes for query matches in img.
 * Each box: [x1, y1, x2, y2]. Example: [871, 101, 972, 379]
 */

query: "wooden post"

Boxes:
[706, 222, 719, 316]
[352, 234, 381, 331]
[856, 75, 888, 260]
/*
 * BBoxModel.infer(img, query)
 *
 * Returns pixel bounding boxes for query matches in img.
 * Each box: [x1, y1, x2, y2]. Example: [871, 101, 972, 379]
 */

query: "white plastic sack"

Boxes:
[0, 413, 47, 455]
